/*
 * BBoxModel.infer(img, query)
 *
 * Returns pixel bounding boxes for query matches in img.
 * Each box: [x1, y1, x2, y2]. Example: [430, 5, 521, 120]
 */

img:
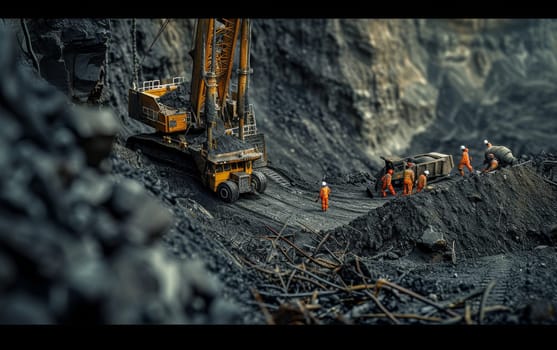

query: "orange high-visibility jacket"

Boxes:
[486, 159, 499, 172]
[320, 186, 330, 199]
[381, 173, 392, 189]
[460, 148, 471, 165]
[417, 174, 427, 189]
[403, 169, 415, 182]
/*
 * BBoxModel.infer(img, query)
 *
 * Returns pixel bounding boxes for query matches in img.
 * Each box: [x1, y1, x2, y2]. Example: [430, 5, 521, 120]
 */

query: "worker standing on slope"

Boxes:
[484, 139, 492, 148]
[482, 153, 499, 173]
[458, 145, 474, 176]
[403, 163, 415, 195]
[316, 181, 331, 212]
[416, 170, 429, 193]
[381, 169, 396, 197]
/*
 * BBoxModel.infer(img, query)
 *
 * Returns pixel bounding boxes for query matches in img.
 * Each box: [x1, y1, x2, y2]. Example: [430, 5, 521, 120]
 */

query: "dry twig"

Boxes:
[479, 280, 497, 324]
[251, 288, 276, 325]
[375, 279, 459, 318]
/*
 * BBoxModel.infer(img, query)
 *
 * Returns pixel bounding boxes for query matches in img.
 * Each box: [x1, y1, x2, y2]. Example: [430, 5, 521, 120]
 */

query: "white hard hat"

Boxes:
[484, 139, 489, 144]
[460, 145, 466, 150]
[322, 181, 326, 186]
[424, 170, 430, 175]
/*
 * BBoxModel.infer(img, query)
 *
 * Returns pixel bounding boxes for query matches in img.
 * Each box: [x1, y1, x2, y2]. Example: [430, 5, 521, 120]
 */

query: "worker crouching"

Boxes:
[482, 153, 499, 173]
[316, 181, 331, 212]
[381, 169, 396, 197]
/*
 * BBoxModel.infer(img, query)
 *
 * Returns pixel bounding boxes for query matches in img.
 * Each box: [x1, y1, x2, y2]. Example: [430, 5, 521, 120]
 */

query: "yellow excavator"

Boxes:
[127, 19, 267, 202]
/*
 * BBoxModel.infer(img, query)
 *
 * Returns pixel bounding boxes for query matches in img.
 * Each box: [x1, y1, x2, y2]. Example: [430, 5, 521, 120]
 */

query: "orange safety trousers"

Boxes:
[320, 186, 330, 211]
[381, 174, 396, 197]
[403, 178, 413, 195]
[416, 174, 426, 193]
[458, 149, 473, 175]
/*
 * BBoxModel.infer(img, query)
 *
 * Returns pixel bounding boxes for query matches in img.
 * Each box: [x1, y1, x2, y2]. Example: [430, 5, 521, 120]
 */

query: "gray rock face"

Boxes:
[15, 19, 557, 178]
[250, 19, 557, 177]
[20, 19, 111, 103]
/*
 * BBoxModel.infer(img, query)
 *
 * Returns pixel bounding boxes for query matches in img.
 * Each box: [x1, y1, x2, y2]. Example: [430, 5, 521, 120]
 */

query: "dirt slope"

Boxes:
[329, 166, 557, 259]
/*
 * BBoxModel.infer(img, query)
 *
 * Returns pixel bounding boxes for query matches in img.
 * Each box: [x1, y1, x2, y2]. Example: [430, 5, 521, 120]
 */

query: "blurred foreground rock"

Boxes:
[0, 27, 239, 324]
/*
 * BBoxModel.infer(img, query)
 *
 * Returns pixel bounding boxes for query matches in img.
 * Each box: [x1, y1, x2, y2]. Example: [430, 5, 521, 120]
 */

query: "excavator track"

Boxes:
[126, 133, 200, 175]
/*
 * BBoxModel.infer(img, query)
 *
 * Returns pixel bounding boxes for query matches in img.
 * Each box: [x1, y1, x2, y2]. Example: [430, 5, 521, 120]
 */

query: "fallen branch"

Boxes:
[296, 220, 321, 235]
[222, 249, 244, 269]
[395, 268, 415, 284]
[274, 213, 294, 243]
[441, 305, 511, 325]
[291, 273, 328, 290]
[479, 280, 497, 324]
[251, 288, 276, 325]
[323, 246, 344, 266]
[295, 299, 321, 324]
[369, 246, 394, 260]
[344, 284, 376, 292]
[464, 302, 473, 325]
[265, 240, 278, 263]
[239, 256, 288, 277]
[375, 279, 459, 318]
[275, 265, 287, 292]
[442, 287, 485, 309]
[287, 263, 345, 290]
[364, 290, 400, 325]
[312, 232, 331, 257]
[276, 243, 296, 265]
[257, 290, 338, 298]
[246, 300, 280, 310]
[266, 226, 339, 269]
[357, 313, 442, 323]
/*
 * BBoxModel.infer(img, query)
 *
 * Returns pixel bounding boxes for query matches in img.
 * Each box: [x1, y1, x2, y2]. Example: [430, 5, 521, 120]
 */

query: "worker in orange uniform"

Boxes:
[458, 145, 474, 176]
[482, 153, 499, 173]
[416, 170, 429, 193]
[484, 139, 492, 148]
[315, 181, 331, 212]
[403, 163, 415, 195]
[381, 169, 396, 197]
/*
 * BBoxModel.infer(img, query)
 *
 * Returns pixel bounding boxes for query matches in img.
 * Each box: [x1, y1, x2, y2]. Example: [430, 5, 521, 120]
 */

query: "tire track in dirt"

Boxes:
[474, 254, 512, 308]
[230, 167, 388, 232]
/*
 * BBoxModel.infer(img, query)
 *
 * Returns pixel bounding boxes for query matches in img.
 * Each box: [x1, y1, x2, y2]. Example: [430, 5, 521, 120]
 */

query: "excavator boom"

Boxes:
[190, 18, 242, 126]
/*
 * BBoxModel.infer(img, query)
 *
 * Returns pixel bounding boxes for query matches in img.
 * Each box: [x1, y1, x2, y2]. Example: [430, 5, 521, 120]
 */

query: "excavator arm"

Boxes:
[190, 18, 242, 127]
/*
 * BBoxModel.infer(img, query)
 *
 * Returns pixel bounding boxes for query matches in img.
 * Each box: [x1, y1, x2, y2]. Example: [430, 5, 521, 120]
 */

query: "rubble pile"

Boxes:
[0, 29, 238, 324]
